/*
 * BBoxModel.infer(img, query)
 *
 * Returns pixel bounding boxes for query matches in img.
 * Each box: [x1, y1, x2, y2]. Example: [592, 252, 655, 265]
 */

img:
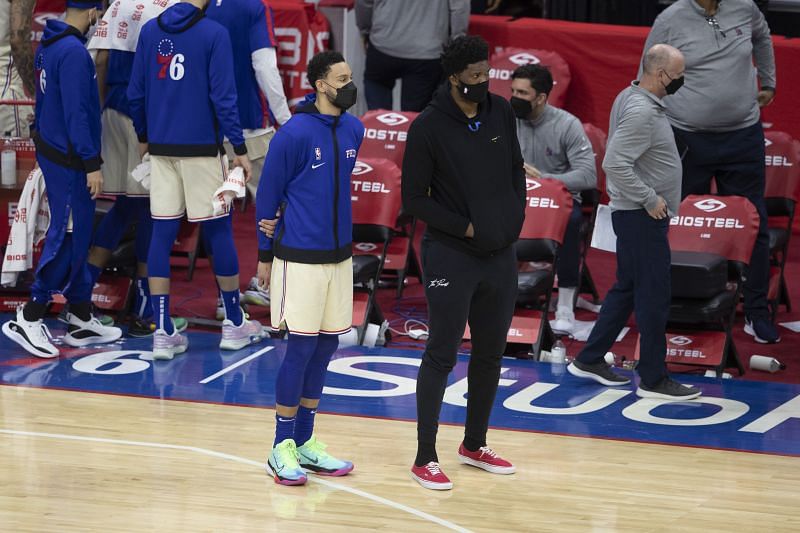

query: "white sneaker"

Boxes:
[220, 318, 265, 351]
[551, 311, 575, 335]
[242, 277, 270, 307]
[153, 327, 189, 360]
[63, 313, 122, 347]
[2, 307, 59, 358]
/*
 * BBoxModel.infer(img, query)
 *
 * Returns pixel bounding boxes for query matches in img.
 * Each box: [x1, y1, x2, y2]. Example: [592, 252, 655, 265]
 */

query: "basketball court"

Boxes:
[2, 325, 799, 532]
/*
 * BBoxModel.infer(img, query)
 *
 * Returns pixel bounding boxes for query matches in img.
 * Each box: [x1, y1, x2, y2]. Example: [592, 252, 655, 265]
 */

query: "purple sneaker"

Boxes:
[153, 328, 189, 360]
[220, 318, 265, 351]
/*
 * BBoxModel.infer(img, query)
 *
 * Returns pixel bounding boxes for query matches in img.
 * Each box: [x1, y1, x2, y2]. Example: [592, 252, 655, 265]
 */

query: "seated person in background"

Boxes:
[510, 64, 596, 335]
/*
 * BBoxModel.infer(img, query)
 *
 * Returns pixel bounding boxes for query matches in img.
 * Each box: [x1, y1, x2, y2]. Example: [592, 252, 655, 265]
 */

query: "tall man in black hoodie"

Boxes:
[402, 35, 526, 491]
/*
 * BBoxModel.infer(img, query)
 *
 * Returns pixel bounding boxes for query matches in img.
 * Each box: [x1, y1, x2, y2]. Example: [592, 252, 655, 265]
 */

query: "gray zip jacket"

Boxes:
[516, 105, 596, 201]
[355, 0, 470, 60]
[642, 0, 776, 132]
[604, 83, 682, 217]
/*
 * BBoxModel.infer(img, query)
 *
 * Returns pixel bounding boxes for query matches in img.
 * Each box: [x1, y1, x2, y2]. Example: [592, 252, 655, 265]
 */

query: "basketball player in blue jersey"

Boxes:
[83, 0, 189, 338]
[2, 0, 123, 358]
[128, 0, 265, 359]
[257, 51, 364, 486]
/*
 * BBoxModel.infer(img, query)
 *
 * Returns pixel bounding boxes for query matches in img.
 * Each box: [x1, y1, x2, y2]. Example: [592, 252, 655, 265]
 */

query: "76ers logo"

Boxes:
[157, 39, 185, 81]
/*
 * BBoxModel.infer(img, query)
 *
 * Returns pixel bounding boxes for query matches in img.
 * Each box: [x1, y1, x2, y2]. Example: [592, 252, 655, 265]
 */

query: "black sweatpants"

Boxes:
[576, 210, 671, 387]
[364, 43, 442, 113]
[416, 236, 518, 464]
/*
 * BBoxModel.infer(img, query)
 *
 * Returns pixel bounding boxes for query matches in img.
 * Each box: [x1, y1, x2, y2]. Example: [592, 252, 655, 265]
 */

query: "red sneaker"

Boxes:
[410, 461, 453, 490]
[457, 443, 516, 474]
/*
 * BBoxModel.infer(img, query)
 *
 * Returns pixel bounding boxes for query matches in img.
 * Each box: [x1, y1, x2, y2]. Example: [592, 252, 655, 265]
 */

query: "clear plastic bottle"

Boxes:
[551, 338, 566, 364]
[1, 132, 16, 186]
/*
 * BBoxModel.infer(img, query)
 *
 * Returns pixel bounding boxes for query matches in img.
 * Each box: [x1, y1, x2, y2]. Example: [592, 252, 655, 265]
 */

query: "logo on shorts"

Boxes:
[428, 278, 450, 288]
[315, 147, 322, 160]
[669, 336, 693, 346]
[509, 52, 541, 66]
[693, 198, 727, 213]
[375, 112, 409, 126]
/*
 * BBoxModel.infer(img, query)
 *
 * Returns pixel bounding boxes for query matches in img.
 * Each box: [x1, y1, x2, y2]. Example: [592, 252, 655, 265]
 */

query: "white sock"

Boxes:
[556, 287, 576, 321]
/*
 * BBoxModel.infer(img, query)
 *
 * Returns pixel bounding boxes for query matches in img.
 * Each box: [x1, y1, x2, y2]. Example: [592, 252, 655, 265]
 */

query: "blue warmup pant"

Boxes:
[30, 155, 95, 304]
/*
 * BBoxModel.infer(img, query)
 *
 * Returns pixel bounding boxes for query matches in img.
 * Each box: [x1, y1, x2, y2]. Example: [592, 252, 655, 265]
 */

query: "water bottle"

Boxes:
[749, 355, 785, 373]
[1, 133, 16, 186]
[551, 338, 566, 364]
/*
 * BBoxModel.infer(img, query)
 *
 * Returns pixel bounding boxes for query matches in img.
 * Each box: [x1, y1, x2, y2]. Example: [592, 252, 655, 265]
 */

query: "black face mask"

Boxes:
[662, 72, 685, 96]
[326, 81, 358, 110]
[510, 96, 533, 119]
[457, 79, 489, 103]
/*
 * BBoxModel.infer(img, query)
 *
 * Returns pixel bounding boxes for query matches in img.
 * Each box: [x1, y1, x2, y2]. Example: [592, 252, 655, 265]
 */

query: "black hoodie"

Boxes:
[401, 83, 526, 257]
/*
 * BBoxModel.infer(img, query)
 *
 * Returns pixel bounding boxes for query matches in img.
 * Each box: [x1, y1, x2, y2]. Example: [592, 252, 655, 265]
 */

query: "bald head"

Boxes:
[643, 44, 684, 76]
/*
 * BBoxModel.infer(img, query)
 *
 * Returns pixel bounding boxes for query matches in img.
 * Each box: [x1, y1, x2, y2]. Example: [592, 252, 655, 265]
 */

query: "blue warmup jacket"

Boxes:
[256, 94, 365, 264]
[127, 2, 247, 157]
[33, 20, 102, 173]
[206, 0, 278, 131]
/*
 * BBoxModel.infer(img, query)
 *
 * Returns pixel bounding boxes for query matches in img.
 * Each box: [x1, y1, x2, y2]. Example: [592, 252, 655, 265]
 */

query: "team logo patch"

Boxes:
[546, 147, 554, 157]
[525, 178, 542, 191]
[669, 336, 693, 346]
[375, 112, 409, 127]
[509, 52, 541, 66]
[352, 161, 373, 175]
[693, 198, 727, 213]
[314, 147, 322, 160]
[156, 39, 175, 79]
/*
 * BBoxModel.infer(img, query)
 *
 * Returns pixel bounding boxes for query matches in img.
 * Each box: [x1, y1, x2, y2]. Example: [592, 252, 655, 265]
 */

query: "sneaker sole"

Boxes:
[219, 335, 262, 351]
[2, 322, 59, 358]
[301, 462, 354, 477]
[153, 343, 188, 361]
[242, 292, 269, 306]
[409, 471, 453, 490]
[635, 387, 702, 401]
[567, 362, 631, 386]
[457, 453, 516, 475]
[62, 330, 122, 348]
[744, 323, 780, 344]
[265, 460, 307, 486]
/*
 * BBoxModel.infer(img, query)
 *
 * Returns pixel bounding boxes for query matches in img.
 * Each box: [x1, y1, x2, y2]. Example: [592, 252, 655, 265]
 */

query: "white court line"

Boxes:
[0, 429, 471, 533]
[199, 346, 274, 384]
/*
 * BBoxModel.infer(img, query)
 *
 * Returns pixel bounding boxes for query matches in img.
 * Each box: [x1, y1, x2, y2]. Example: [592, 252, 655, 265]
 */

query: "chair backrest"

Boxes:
[764, 130, 800, 202]
[359, 110, 419, 169]
[669, 195, 759, 265]
[488, 48, 571, 108]
[351, 158, 403, 238]
[582, 122, 608, 203]
[517, 177, 573, 261]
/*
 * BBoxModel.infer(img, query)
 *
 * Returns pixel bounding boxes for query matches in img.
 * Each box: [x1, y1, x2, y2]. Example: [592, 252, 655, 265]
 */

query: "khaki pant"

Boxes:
[149, 154, 229, 221]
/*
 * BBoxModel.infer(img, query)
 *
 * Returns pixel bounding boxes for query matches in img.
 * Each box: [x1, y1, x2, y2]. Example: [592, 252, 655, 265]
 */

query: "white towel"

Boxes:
[212, 167, 246, 217]
[88, 0, 179, 53]
[2, 167, 50, 286]
[131, 153, 151, 190]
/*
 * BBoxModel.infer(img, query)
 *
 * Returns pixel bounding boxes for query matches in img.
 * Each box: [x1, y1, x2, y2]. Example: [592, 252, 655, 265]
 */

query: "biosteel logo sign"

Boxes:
[509, 52, 541, 66]
[352, 161, 373, 176]
[670, 199, 745, 230]
[525, 178, 542, 191]
[365, 113, 410, 144]
[525, 180, 560, 209]
[375, 112, 409, 127]
[666, 335, 707, 359]
[669, 336, 692, 346]
[694, 198, 727, 213]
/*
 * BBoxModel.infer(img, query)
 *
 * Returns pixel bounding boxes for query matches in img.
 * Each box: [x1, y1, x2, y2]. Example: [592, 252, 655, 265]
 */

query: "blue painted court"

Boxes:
[1, 319, 798, 457]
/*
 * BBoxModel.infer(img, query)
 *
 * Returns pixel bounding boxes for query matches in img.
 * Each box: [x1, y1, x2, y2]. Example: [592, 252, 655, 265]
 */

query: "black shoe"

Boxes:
[744, 316, 781, 344]
[567, 360, 631, 386]
[636, 377, 701, 401]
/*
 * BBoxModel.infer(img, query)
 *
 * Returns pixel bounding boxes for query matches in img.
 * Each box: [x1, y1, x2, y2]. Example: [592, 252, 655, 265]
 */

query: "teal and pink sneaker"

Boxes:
[297, 436, 354, 477]
[266, 439, 307, 486]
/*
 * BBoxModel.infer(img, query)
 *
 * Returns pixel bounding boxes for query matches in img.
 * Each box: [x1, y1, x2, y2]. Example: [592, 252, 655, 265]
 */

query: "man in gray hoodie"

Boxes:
[356, 0, 470, 111]
[511, 64, 596, 335]
[567, 44, 701, 401]
[642, 0, 779, 344]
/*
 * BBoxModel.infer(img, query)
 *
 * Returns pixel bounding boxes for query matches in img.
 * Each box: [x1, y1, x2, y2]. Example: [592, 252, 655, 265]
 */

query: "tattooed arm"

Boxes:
[9, 0, 37, 97]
